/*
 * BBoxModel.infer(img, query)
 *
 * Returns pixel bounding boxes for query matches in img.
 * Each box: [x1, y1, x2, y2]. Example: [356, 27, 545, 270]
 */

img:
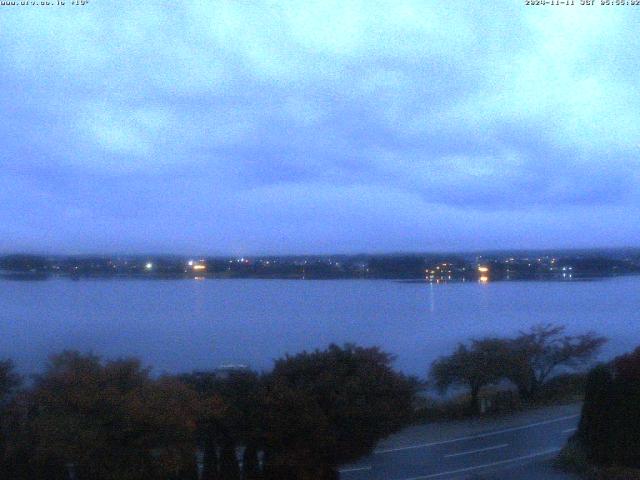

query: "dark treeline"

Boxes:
[2, 250, 640, 281]
[429, 324, 606, 414]
[577, 346, 640, 469]
[0, 326, 618, 479]
[0, 345, 416, 480]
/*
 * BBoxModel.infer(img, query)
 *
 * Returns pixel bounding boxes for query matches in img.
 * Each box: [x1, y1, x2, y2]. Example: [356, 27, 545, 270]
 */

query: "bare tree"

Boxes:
[506, 324, 606, 401]
[430, 325, 607, 409]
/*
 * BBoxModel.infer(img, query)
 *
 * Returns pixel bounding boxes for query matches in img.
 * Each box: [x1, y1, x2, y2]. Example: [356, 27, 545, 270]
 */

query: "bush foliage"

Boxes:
[0, 344, 416, 480]
[578, 346, 640, 469]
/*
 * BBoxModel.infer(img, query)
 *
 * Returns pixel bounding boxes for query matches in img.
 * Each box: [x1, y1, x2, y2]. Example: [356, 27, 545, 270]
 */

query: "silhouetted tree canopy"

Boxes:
[5, 351, 201, 480]
[1, 345, 416, 480]
[0, 359, 20, 406]
[7, 333, 607, 479]
[263, 343, 417, 480]
[578, 346, 640, 468]
[430, 338, 508, 413]
[180, 369, 263, 480]
[430, 324, 606, 408]
[0, 359, 21, 473]
[505, 324, 606, 400]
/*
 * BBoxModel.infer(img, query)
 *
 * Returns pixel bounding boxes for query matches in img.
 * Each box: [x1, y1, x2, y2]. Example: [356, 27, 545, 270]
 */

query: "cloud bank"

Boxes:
[1, 1, 639, 254]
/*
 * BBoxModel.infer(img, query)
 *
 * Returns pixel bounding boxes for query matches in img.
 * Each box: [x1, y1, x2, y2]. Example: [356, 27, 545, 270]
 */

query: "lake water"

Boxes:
[1, 277, 639, 377]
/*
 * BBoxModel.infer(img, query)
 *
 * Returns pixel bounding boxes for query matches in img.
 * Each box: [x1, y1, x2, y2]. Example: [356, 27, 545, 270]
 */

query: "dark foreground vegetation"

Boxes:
[557, 345, 640, 479]
[429, 324, 606, 415]
[0, 325, 611, 480]
[0, 345, 416, 480]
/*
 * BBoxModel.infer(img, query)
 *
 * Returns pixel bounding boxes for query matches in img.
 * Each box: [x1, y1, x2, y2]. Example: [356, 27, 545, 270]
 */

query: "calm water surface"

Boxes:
[1, 277, 639, 377]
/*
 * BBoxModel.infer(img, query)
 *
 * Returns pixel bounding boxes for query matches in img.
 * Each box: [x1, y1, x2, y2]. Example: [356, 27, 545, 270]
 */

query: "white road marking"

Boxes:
[396, 448, 562, 480]
[339, 466, 372, 473]
[375, 414, 579, 454]
[443, 443, 508, 458]
[562, 427, 577, 434]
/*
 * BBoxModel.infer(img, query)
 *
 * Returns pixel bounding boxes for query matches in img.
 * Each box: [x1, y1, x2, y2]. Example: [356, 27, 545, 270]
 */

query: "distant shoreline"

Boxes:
[0, 272, 635, 283]
[2, 251, 640, 283]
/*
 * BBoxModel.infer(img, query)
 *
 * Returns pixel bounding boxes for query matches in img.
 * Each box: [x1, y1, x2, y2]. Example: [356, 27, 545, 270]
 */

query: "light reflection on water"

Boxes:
[428, 283, 435, 314]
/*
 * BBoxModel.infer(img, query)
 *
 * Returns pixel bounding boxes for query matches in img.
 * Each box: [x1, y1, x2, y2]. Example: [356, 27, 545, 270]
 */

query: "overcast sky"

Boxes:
[1, 1, 639, 255]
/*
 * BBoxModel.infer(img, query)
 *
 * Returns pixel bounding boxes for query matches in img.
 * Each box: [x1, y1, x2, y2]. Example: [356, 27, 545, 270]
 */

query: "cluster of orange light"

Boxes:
[477, 265, 489, 283]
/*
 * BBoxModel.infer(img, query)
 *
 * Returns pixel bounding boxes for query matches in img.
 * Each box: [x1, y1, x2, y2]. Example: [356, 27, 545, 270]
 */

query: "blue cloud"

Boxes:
[1, 1, 639, 253]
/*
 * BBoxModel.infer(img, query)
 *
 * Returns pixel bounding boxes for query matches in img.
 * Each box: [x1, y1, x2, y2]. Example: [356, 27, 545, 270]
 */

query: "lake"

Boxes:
[1, 277, 639, 377]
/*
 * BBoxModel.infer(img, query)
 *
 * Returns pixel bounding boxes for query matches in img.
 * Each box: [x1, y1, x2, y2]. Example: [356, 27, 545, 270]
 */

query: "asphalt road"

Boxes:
[339, 403, 582, 480]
